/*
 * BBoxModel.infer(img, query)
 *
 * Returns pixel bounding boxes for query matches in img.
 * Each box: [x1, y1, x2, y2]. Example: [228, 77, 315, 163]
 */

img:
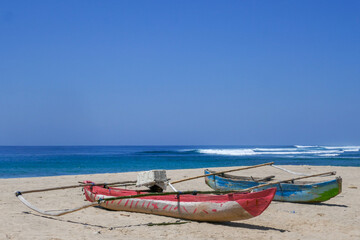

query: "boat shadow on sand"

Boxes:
[23, 211, 287, 232]
[287, 202, 348, 208]
[23, 211, 189, 229]
[213, 222, 288, 232]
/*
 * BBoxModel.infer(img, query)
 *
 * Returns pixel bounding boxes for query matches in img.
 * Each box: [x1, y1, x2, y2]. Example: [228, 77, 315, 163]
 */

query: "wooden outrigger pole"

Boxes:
[16, 181, 137, 195]
[170, 162, 274, 184]
[15, 162, 274, 195]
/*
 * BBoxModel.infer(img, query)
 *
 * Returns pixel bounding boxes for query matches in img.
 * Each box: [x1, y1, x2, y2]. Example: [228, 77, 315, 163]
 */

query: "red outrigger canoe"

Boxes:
[83, 181, 276, 222]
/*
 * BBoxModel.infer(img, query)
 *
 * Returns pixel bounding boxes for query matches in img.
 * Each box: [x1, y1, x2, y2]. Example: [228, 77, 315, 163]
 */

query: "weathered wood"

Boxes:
[170, 162, 274, 185]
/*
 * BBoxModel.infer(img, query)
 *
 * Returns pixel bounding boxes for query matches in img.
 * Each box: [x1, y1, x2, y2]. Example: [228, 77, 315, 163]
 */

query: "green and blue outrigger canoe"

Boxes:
[204, 169, 342, 203]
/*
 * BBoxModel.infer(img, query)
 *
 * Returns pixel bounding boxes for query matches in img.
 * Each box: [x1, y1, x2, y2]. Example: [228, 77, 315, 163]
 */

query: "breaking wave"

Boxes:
[198, 149, 257, 156]
[322, 146, 360, 152]
[319, 154, 340, 157]
[196, 145, 360, 157]
[136, 145, 360, 158]
[137, 150, 197, 155]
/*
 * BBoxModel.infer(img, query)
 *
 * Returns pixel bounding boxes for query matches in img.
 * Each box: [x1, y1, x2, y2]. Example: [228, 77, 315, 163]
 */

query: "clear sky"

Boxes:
[1, 1, 359, 146]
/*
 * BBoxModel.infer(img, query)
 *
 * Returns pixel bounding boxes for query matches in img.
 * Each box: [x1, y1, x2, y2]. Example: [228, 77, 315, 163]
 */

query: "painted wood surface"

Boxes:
[204, 170, 342, 203]
[83, 181, 276, 222]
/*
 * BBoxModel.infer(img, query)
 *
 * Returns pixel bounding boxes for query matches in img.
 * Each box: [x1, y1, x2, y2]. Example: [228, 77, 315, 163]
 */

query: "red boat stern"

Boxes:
[236, 187, 276, 217]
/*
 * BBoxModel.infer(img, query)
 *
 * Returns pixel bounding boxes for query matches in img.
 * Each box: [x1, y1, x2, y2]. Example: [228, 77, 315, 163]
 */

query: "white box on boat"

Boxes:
[136, 170, 168, 191]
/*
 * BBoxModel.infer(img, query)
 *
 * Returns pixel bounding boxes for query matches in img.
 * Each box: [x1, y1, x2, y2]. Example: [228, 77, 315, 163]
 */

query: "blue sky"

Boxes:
[0, 1, 359, 145]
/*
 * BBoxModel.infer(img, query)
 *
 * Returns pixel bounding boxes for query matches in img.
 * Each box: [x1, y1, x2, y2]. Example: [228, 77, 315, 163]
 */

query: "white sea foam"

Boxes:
[257, 150, 342, 155]
[294, 145, 319, 148]
[322, 146, 360, 152]
[319, 153, 340, 157]
[197, 148, 343, 156]
[254, 148, 297, 152]
[343, 148, 360, 152]
[198, 149, 257, 156]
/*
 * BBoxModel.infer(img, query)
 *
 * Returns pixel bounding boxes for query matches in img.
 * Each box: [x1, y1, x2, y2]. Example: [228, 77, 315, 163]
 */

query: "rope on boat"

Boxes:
[168, 182, 178, 192]
[271, 165, 336, 177]
[271, 165, 309, 176]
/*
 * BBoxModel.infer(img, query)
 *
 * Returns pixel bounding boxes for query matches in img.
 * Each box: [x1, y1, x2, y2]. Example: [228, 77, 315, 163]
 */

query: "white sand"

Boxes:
[1, 165, 359, 240]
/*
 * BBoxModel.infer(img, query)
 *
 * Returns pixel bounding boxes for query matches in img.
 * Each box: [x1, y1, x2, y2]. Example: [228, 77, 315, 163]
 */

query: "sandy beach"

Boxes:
[1, 165, 359, 240]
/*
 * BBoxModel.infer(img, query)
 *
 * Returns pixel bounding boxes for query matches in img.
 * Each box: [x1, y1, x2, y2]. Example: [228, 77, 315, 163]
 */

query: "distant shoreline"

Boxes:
[1, 164, 359, 180]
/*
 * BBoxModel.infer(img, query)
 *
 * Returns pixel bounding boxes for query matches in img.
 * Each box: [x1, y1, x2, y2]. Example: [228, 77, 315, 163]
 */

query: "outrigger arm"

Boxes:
[15, 191, 99, 216]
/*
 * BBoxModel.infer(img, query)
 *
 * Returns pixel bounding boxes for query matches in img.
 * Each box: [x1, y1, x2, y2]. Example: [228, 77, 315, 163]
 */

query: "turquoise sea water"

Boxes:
[0, 145, 359, 178]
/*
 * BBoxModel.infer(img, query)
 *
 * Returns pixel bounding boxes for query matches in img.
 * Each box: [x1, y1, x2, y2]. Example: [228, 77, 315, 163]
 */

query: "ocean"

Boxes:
[0, 145, 359, 179]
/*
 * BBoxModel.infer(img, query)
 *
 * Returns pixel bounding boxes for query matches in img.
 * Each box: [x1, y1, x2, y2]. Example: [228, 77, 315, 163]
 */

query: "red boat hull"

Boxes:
[83, 182, 276, 222]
